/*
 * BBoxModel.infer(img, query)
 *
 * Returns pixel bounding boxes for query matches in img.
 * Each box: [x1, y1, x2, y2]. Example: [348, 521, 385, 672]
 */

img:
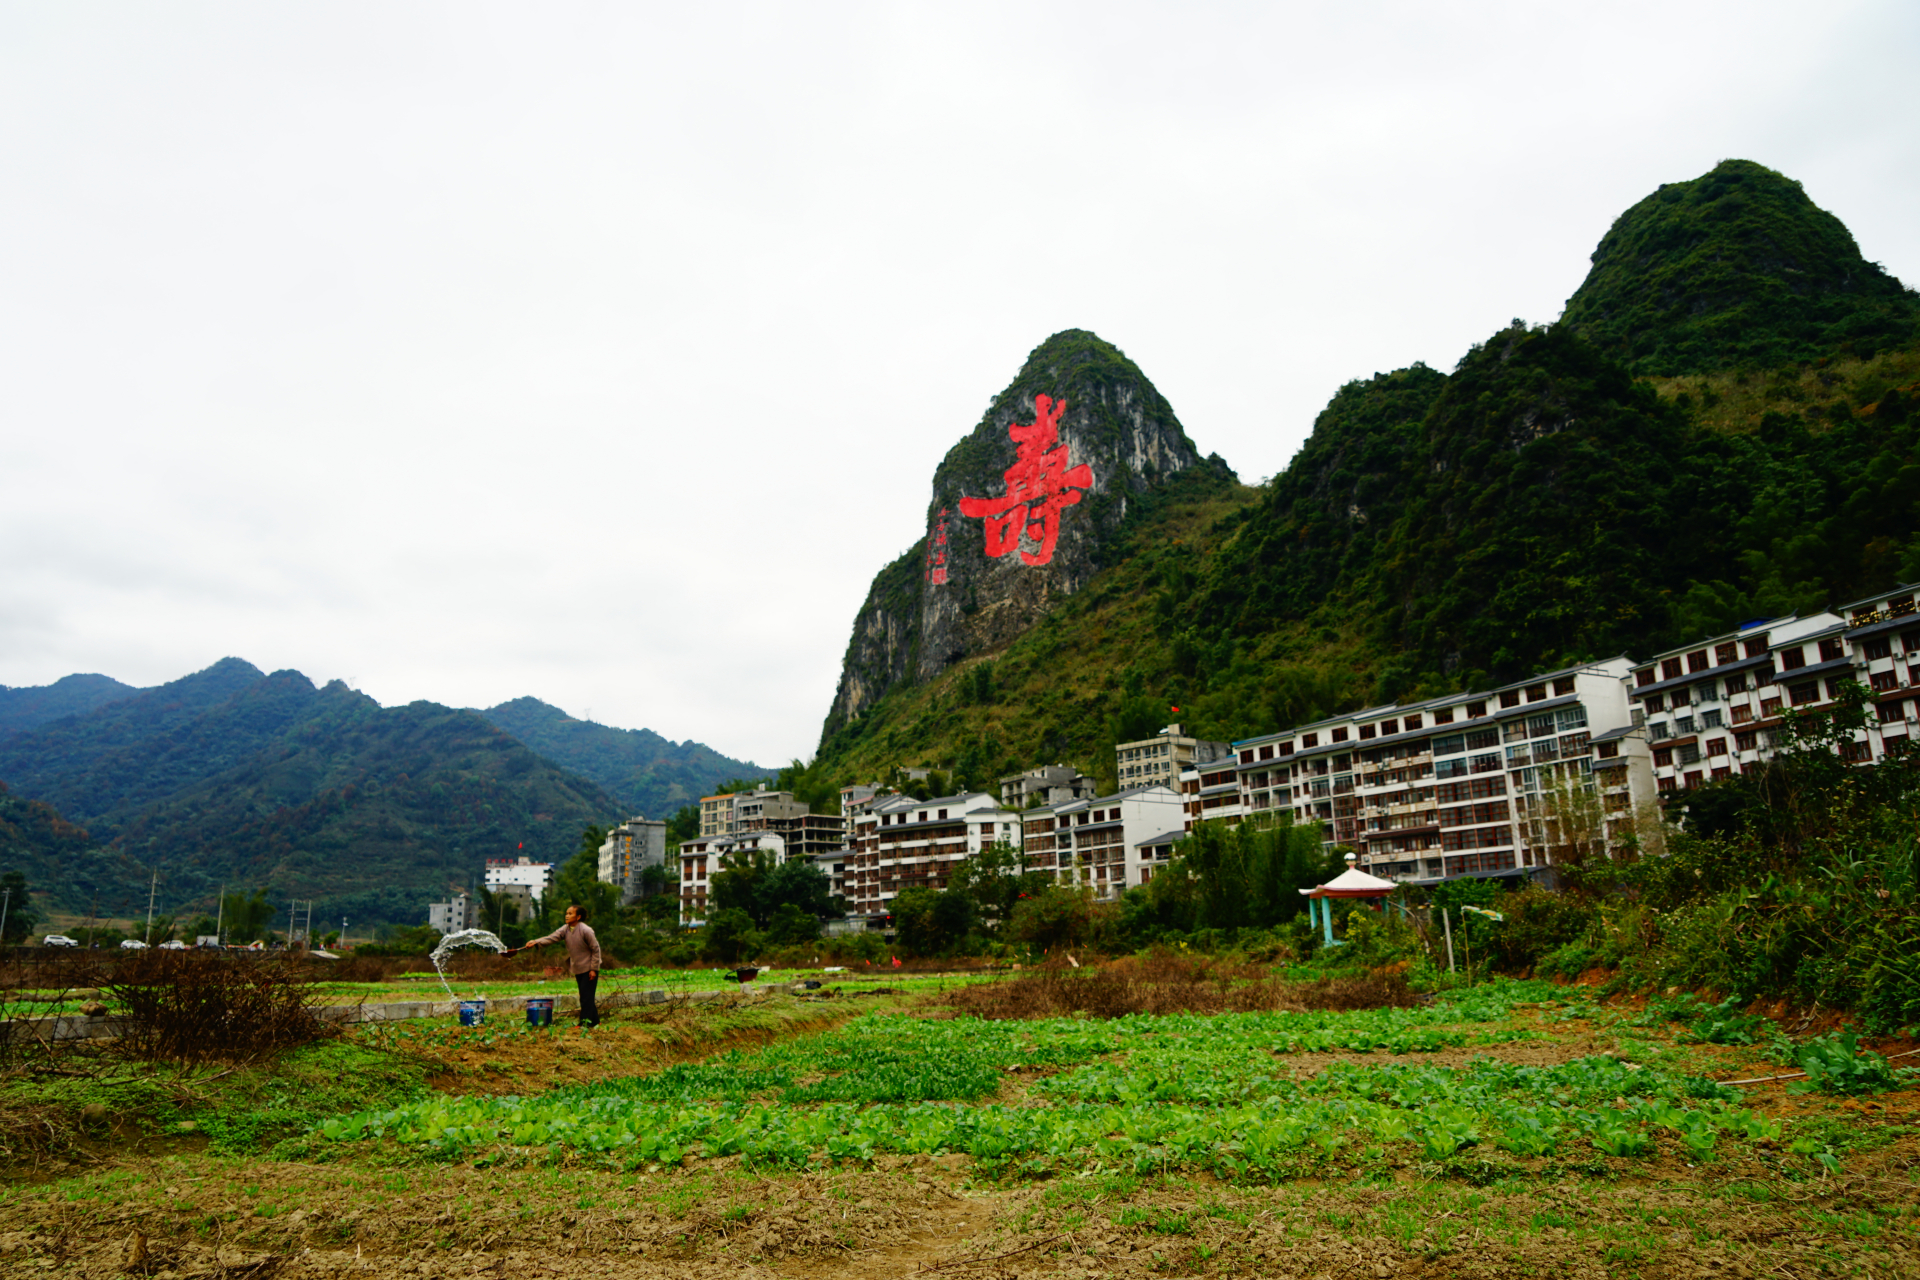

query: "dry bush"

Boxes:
[946, 949, 1416, 1020]
[100, 950, 330, 1063]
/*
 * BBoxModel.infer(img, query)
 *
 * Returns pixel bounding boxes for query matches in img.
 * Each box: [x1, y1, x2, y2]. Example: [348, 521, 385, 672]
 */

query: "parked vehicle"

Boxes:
[42, 934, 78, 947]
[157, 939, 189, 950]
[119, 939, 149, 950]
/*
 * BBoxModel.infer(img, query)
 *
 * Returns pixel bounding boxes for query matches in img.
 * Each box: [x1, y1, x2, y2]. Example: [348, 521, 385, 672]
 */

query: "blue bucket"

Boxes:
[458, 999, 486, 1027]
[525, 997, 555, 1027]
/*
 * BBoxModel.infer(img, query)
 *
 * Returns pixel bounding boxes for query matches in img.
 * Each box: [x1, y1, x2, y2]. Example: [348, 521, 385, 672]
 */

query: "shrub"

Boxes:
[99, 950, 329, 1064]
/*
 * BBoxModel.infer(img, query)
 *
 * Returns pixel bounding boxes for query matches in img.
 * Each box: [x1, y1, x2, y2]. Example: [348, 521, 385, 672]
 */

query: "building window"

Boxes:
[1526, 684, 1547, 702]
[1646, 694, 1666, 713]
[1654, 747, 1673, 767]
[1744, 636, 1770, 659]
[1715, 642, 1739, 664]
[1780, 647, 1807, 671]
[1333, 727, 1349, 742]
[1789, 681, 1819, 707]
[1688, 650, 1709, 673]
[1649, 722, 1671, 742]
[1500, 690, 1521, 709]
[1760, 697, 1783, 717]
[1872, 670, 1899, 692]
[1735, 730, 1759, 752]
[1725, 673, 1749, 694]
[1731, 705, 1752, 724]
[1683, 770, 1704, 788]
[1866, 637, 1893, 661]
[1819, 638, 1845, 663]
[1701, 708, 1724, 729]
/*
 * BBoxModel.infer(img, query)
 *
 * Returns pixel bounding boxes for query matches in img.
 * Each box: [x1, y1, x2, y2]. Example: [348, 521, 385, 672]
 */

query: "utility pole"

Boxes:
[214, 884, 225, 947]
[0, 886, 11, 948]
[144, 870, 159, 945]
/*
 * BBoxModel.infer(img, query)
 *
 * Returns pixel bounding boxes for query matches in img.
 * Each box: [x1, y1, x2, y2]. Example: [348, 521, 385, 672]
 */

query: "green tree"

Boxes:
[221, 888, 275, 943]
[547, 824, 619, 925]
[0, 870, 40, 944]
[946, 842, 1047, 936]
[711, 848, 833, 932]
[666, 804, 700, 845]
[890, 886, 975, 957]
[701, 907, 760, 963]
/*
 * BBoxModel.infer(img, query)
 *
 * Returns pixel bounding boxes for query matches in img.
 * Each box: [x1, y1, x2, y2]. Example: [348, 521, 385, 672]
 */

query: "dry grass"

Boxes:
[943, 951, 1416, 1020]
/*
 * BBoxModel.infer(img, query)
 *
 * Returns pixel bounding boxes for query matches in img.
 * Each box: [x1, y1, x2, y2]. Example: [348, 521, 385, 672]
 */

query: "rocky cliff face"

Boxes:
[820, 330, 1205, 744]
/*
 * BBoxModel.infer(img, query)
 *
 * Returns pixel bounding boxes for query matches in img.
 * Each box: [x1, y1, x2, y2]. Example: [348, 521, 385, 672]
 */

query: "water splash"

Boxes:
[429, 928, 508, 1004]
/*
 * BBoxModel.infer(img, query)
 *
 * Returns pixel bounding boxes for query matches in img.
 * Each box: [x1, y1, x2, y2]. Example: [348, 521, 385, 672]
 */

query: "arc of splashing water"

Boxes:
[429, 928, 509, 1005]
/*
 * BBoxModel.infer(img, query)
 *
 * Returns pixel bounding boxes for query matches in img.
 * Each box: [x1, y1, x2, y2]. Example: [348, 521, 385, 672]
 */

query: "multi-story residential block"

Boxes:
[598, 816, 668, 906]
[427, 892, 477, 934]
[997, 765, 1098, 810]
[484, 856, 554, 904]
[1843, 585, 1920, 748]
[1115, 724, 1229, 792]
[1022, 785, 1186, 900]
[844, 792, 1023, 923]
[676, 830, 788, 927]
[1630, 589, 1920, 791]
[698, 788, 844, 856]
[1213, 660, 1658, 884]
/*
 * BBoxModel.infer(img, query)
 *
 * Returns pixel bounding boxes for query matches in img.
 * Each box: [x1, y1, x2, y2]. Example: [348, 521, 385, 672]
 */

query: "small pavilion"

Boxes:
[1298, 854, 1398, 946]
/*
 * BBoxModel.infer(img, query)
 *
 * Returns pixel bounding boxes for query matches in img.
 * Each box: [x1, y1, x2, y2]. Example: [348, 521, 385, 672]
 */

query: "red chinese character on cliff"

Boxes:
[958, 394, 1093, 567]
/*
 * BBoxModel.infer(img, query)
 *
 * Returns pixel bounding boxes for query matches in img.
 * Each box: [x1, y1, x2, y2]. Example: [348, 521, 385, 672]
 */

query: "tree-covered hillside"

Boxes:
[0, 673, 145, 738]
[477, 697, 764, 818]
[1561, 159, 1919, 376]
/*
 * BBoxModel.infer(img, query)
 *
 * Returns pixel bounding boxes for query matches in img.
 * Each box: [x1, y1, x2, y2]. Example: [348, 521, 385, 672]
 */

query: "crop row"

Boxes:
[314, 1084, 1783, 1172]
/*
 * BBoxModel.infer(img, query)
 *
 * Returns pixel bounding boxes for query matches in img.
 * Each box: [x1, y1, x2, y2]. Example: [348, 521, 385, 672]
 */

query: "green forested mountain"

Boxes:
[812, 160, 1920, 791]
[0, 662, 620, 927]
[0, 673, 146, 738]
[477, 697, 765, 816]
[1561, 159, 1920, 376]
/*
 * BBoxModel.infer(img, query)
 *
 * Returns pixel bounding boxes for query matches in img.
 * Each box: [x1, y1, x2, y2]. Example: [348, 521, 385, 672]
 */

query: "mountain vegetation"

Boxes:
[476, 696, 764, 818]
[1561, 159, 1920, 376]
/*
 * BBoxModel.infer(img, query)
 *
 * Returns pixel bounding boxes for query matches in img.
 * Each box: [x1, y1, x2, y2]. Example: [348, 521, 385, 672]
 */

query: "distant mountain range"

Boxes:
[0, 660, 767, 926]
[476, 697, 767, 818]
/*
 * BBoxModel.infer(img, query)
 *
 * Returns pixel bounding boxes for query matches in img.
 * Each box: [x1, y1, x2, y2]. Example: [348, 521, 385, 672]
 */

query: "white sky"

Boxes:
[3, 2, 1916, 768]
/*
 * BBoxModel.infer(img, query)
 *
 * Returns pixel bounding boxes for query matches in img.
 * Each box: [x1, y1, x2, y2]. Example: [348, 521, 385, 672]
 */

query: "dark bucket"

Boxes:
[525, 997, 555, 1027]
[458, 999, 486, 1027]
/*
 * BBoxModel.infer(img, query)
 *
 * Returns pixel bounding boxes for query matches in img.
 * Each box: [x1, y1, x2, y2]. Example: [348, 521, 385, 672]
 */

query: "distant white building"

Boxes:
[676, 830, 788, 927]
[1020, 785, 1186, 901]
[485, 856, 554, 904]
[427, 892, 477, 934]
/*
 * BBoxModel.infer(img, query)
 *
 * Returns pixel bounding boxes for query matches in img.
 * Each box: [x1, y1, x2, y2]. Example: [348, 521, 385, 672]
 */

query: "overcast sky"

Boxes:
[3, 2, 1916, 769]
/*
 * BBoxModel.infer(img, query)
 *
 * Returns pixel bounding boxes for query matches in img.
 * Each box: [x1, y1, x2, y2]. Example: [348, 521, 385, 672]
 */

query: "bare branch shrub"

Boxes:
[945, 949, 1416, 1020]
[100, 950, 329, 1063]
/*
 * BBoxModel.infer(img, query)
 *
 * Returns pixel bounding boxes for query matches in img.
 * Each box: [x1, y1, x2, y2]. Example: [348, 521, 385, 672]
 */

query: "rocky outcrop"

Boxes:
[820, 330, 1205, 744]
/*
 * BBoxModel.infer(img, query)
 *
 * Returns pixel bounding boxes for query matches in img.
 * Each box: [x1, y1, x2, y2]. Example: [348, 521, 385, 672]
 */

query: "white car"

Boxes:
[157, 939, 189, 950]
[42, 934, 78, 947]
[119, 939, 149, 950]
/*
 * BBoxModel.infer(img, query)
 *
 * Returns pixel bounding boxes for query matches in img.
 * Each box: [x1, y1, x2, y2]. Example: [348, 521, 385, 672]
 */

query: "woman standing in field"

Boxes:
[514, 902, 602, 1027]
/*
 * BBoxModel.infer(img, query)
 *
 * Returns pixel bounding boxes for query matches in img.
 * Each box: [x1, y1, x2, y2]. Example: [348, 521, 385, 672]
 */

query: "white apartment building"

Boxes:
[1205, 660, 1659, 884]
[484, 856, 554, 904]
[1630, 588, 1920, 791]
[1115, 724, 1230, 791]
[676, 830, 788, 927]
[844, 792, 1023, 923]
[1021, 784, 1187, 901]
